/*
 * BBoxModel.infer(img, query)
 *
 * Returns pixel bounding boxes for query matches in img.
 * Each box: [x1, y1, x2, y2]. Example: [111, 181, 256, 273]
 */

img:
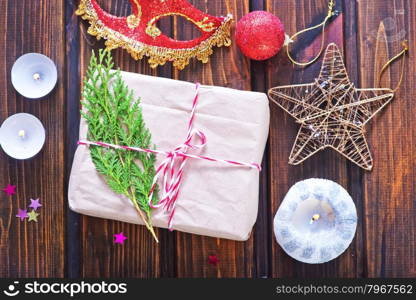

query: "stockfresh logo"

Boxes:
[3, 281, 20, 297]
[3, 281, 127, 297]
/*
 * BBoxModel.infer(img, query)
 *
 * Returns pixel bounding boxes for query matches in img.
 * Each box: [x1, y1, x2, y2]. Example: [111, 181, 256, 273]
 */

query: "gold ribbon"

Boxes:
[286, 0, 335, 66]
[378, 40, 409, 92]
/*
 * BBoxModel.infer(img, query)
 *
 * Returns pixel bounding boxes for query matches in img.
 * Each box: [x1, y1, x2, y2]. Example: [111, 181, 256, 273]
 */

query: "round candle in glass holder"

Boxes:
[11, 53, 57, 99]
[0, 113, 46, 160]
[274, 178, 357, 264]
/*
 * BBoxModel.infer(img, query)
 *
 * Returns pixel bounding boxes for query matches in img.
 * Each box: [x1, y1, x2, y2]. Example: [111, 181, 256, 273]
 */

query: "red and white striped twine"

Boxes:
[78, 83, 261, 230]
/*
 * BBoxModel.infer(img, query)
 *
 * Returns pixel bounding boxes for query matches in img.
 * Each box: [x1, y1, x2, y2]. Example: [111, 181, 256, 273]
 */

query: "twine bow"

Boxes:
[78, 83, 261, 230]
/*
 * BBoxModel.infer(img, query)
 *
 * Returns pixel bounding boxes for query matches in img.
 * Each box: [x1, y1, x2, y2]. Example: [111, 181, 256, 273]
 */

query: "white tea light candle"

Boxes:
[0, 113, 46, 160]
[11, 53, 57, 99]
[274, 178, 357, 264]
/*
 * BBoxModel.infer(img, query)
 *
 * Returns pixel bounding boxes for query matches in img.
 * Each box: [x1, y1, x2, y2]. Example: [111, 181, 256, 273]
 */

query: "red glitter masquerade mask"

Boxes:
[76, 0, 233, 70]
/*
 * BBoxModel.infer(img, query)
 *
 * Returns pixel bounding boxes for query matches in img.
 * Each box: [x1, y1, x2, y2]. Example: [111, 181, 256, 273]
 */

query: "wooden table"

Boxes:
[0, 0, 415, 278]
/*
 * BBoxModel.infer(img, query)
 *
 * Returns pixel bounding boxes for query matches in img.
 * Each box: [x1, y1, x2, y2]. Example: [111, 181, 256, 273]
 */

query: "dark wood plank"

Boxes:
[342, 0, 366, 278]
[75, 0, 173, 278]
[357, 0, 416, 277]
[174, 0, 255, 278]
[266, 0, 363, 277]
[0, 0, 66, 277]
[250, 0, 272, 278]
[153, 16, 178, 279]
[65, 0, 82, 278]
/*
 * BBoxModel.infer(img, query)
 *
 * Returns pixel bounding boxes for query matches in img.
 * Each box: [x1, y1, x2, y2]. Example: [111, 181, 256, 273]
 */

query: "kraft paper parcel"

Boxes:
[68, 72, 270, 241]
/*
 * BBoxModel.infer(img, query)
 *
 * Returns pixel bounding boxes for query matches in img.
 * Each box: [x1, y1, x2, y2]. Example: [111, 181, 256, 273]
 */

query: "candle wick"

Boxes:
[310, 214, 320, 224]
[18, 130, 25, 139]
[33, 73, 41, 80]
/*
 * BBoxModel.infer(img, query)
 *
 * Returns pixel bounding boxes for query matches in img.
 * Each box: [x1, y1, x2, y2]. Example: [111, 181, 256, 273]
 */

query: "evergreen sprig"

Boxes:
[81, 49, 159, 242]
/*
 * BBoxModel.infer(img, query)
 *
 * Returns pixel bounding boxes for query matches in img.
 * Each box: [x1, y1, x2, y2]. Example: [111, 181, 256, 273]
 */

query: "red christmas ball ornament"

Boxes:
[235, 11, 285, 61]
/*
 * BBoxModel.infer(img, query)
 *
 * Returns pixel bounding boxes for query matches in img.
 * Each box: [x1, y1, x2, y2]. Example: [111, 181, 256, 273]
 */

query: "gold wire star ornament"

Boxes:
[268, 42, 407, 170]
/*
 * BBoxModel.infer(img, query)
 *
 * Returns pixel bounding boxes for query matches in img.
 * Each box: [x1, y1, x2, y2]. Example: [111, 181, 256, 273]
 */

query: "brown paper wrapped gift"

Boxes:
[68, 72, 269, 241]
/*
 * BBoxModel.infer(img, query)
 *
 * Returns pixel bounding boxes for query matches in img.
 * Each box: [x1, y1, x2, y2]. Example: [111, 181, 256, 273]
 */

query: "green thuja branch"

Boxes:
[81, 49, 159, 242]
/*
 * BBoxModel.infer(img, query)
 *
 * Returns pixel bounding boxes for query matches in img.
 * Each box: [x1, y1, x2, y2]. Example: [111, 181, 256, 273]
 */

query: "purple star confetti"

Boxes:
[114, 232, 127, 245]
[29, 198, 42, 211]
[3, 184, 16, 196]
[16, 209, 28, 221]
